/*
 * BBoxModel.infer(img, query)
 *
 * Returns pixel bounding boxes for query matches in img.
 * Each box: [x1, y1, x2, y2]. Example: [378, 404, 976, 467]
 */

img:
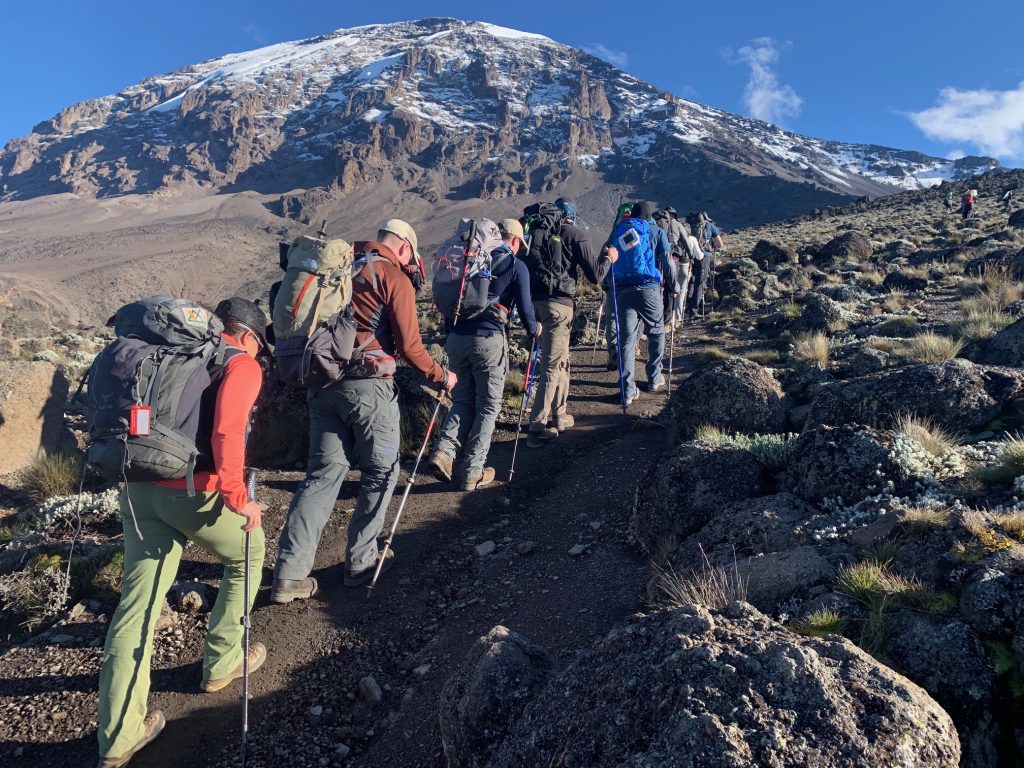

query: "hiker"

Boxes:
[94, 297, 269, 768]
[685, 211, 724, 319]
[610, 201, 677, 405]
[657, 206, 694, 328]
[944, 188, 955, 213]
[961, 189, 977, 221]
[1003, 188, 1015, 214]
[271, 220, 457, 603]
[427, 218, 541, 489]
[601, 202, 636, 370]
[522, 197, 617, 446]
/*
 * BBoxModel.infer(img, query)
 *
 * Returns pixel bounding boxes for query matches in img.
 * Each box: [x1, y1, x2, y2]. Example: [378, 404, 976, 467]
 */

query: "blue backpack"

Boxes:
[611, 217, 661, 287]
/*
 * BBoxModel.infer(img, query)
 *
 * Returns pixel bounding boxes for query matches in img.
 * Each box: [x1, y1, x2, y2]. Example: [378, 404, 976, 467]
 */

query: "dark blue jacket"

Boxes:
[448, 245, 539, 338]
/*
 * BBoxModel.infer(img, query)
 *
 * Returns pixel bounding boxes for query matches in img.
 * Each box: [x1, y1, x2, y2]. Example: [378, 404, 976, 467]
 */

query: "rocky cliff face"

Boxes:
[0, 19, 999, 227]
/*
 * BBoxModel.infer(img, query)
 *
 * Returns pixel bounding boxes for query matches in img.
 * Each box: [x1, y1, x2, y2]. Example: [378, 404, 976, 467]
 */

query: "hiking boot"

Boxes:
[344, 549, 394, 587]
[527, 427, 559, 448]
[428, 451, 454, 482]
[553, 414, 575, 432]
[625, 391, 639, 407]
[649, 377, 666, 393]
[606, 356, 618, 372]
[201, 643, 267, 693]
[270, 577, 319, 604]
[97, 711, 165, 768]
[461, 467, 496, 491]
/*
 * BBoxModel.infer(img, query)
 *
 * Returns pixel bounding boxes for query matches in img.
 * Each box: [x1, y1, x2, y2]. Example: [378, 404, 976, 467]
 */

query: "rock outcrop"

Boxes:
[0, 361, 70, 475]
[669, 358, 788, 439]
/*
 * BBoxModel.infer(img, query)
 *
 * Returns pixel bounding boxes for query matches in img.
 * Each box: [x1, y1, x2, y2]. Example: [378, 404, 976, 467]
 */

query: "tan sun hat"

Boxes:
[380, 218, 422, 266]
[498, 218, 524, 239]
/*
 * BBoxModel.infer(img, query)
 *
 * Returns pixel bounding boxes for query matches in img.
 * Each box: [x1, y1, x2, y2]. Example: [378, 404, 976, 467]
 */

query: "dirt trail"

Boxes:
[2, 336, 696, 768]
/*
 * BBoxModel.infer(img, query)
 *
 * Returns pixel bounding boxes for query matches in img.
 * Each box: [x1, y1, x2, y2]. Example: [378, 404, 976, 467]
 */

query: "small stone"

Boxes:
[402, 688, 415, 704]
[51, 710, 68, 721]
[335, 744, 351, 757]
[413, 664, 431, 677]
[309, 705, 323, 717]
[50, 634, 75, 645]
[69, 602, 88, 621]
[475, 540, 496, 557]
[517, 541, 535, 555]
[359, 675, 383, 704]
[589, 521, 602, 531]
[319, 757, 331, 766]
[568, 544, 587, 557]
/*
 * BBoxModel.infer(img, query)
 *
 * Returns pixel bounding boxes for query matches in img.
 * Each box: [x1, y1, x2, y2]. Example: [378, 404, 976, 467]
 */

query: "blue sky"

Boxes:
[3, 0, 1024, 165]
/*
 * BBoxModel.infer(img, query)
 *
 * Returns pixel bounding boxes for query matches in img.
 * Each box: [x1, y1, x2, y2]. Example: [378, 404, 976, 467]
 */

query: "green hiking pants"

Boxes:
[97, 483, 264, 758]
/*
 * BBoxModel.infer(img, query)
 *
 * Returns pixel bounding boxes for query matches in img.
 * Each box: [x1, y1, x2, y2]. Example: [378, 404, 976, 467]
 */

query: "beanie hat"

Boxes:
[555, 197, 577, 221]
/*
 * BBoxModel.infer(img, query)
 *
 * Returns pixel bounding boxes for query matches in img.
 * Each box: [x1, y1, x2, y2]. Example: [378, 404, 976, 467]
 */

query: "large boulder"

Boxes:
[803, 359, 1024, 432]
[882, 271, 929, 292]
[1008, 209, 1024, 229]
[630, 441, 764, 556]
[439, 625, 554, 768]
[816, 230, 873, 266]
[790, 292, 863, 334]
[786, 424, 913, 503]
[983, 316, 1024, 367]
[670, 358, 788, 439]
[750, 239, 796, 270]
[486, 603, 961, 767]
[885, 612, 998, 768]
[0, 361, 70, 476]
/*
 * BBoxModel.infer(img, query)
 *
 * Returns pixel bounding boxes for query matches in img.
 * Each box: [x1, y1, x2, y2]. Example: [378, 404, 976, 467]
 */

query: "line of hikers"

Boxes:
[82, 200, 722, 766]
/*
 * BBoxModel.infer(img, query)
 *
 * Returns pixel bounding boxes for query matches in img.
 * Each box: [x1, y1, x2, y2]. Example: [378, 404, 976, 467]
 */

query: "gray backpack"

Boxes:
[86, 296, 240, 494]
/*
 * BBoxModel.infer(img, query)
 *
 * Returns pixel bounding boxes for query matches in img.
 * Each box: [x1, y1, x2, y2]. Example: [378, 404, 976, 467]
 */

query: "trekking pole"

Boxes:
[508, 336, 542, 482]
[451, 221, 479, 326]
[241, 467, 257, 768]
[610, 269, 627, 415]
[667, 320, 676, 397]
[590, 298, 604, 364]
[367, 387, 450, 599]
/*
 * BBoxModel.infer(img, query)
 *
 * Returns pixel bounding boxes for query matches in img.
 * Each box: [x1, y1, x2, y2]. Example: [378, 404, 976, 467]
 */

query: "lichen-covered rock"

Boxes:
[883, 271, 929, 292]
[960, 559, 1024, 639]
[751, 239, 796, 269]
[0, 361, 70, 475]
[439, 625, 554, 768]
[790, 292, 863, 334]
[803, 359, 1024, 432]
[885, 612, 998, 768]
[1008, 209, 1024, 229]
[786, 424, 913, 503]
[734, 547, 837, 612]
[984, 316, 1024, 367]
[486, 603, 961, 768]
[630, 441, 764, 555]
[670, 358, 788, 439]
[816, 230, 872, 266]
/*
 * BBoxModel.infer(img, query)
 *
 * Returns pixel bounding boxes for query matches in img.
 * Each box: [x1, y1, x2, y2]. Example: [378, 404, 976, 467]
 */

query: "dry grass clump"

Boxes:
[697, 347, 732, 364]
[656, 555, 748, 611]
[20, 453, 82, 506]
[894, 413, 962, 457]
[0, 554, 70, 630]
[902, 332, 964, 363]
[865, 336, 904, 355]
[992, 510, 1024, 540]
[957, 309, 1014, 342]
[961, 276, 1022, 315]
[742, 349, 782, 366]
[502, 368, 527, 410]
[883, 289, 909, 313]
[779, 301, 802, 319]
[961, 510, 1017, 554]
[789, 609, 848, 638]
[899, 506, 952, 529]
[791, 331, 830, 367]
[875, 315, 919, 337]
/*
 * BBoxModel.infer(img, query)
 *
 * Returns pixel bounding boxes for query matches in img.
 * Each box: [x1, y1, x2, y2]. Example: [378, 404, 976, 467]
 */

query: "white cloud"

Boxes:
[733, 37, 802, 126]
[907, 82, 1024, 160]
[584, 43, 629, 68]
[946, 148, 967, 160]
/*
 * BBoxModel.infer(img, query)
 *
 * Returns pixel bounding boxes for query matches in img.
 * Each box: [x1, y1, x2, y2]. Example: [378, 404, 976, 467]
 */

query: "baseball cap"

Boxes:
[215, 297, 271, 353]
[498, 218, 525, 239]
[380, 218, 422, 267]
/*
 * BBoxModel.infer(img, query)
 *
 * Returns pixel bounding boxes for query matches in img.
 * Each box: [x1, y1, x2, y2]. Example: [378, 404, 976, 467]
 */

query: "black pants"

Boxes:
[687, 253, 716, 314]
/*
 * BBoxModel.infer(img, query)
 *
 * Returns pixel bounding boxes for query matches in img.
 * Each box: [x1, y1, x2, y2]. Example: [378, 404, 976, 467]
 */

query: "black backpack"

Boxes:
[85, 297, 241, 494]
[686, 212, 709, 252]
[522, 202, 574, 299]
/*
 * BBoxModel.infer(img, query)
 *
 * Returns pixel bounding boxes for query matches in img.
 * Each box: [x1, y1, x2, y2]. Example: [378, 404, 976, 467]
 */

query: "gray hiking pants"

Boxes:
[275, 377, 401, 578]
[617, 283, 665, 398]
[530, 300, 573, 429]
[435, 332, 508, 478]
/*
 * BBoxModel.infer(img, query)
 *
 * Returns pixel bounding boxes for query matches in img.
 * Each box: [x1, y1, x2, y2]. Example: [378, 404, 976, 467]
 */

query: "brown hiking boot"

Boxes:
[553, 414, 575, 432]
[527, 427, 558, 448]
[461, 467, 496, 491]
[270, 577, 319, 604]
[201, 642, 267, 693]
[428, 451, 454, 482]
[344, 549, 394, 587]
[97, 711, 165, 768]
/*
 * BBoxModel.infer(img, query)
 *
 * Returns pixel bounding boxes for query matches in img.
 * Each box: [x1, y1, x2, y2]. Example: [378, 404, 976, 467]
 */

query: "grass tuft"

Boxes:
[956, 310, 1014, 342]
[789, 609, 848, 638]
[903, 332, 964, 363]
[19, 453, 83, 506]
[899, 506, 952, 530]
[894, 413, 962, 457]
[655, 551, 748, 611]
[876, 316, 919, 338]
[791, 331, 830, 367]
[742, 349, 782, 366]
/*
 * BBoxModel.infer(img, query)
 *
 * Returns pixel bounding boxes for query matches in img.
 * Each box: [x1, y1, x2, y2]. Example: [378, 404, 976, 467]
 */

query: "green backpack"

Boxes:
[272, 234, 355, 340]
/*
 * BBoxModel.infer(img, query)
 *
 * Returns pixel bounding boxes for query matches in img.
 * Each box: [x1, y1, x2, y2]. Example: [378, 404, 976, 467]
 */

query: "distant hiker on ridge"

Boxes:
[961, 189, 977, 221]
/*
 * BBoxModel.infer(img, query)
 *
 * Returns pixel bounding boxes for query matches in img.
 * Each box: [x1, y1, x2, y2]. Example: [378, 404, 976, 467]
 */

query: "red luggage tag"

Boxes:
[129, 405, 151, 436]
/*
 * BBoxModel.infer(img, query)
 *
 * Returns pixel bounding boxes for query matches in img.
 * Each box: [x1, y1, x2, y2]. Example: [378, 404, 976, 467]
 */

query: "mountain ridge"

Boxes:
[0, 18, 1000, 225]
